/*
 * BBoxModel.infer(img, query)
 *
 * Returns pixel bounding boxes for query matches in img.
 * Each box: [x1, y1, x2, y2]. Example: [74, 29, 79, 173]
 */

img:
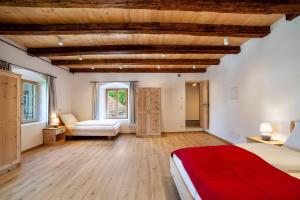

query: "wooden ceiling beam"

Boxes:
[69, 67, 207, 73]
[0, 23, 270, 38]
[28, 45, 241, 57]
[52, 59, 220, 66]
[1, 1, 299, 15]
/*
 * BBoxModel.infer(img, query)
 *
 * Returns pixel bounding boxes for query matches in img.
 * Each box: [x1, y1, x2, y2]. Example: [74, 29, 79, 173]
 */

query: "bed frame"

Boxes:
[290, 121, 300, 132]
[170, 157, 194, 200]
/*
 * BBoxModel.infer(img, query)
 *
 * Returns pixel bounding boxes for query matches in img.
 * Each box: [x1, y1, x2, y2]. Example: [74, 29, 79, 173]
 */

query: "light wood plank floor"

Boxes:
[0, 132, 226, 200]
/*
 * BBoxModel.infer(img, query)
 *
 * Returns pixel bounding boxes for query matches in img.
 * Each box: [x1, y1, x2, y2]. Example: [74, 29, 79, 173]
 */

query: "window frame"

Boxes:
[105, 88, 128, 119]
[22, 80, 39, 124]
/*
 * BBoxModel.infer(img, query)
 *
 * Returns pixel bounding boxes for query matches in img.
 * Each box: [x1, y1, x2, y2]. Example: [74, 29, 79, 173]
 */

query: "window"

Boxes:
[106, 88, 128, 119]
[22, 80, 38, 123]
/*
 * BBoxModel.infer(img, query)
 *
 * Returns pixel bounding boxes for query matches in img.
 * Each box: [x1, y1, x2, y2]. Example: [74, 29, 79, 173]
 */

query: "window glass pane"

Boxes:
[107, 90, 117, 118]
[117, 90, 127, 118]
[106, 89, 128, 119]
[23, 82, 37, 122]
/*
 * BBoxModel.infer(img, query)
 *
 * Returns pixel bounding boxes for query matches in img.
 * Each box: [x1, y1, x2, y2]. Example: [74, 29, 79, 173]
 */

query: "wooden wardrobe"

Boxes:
[199, 80, 209, 129]
[0, 70, 21, 175]
[136, 88, 161, 137]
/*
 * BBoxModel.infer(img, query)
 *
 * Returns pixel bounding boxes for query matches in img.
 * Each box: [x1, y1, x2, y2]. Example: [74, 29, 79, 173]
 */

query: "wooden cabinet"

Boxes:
[43, 126, 66, 145]
[0, 70, 21, 175]
[136, 88, 161, 136]
[199, 80, 209, 129]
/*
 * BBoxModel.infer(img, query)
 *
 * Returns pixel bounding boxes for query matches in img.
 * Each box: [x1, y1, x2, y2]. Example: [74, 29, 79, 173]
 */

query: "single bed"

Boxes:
[170, 121, 300, 200]
[60, 113, 120, 138]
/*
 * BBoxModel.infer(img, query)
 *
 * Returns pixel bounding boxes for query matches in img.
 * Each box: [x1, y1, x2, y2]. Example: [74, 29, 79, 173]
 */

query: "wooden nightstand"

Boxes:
[43, 126, 66, 145]
[246, 135, 284, 146]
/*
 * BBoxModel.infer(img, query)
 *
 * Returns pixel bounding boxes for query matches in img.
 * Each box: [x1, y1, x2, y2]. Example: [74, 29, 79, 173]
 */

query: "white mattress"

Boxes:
[66, 120, 121, 136]
[172, 143, 300, 200]
[75, 120, 119, 126]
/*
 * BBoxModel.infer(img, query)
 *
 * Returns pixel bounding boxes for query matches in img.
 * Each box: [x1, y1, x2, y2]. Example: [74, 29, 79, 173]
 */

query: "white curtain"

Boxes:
[92, 82, 100, 120]
[129, 82, 137, 124]
[47, 76, 57, 125]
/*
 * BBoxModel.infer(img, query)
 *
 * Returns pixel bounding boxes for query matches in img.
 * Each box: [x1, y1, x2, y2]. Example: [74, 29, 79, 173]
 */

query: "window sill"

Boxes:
[21, 121, 47, 127]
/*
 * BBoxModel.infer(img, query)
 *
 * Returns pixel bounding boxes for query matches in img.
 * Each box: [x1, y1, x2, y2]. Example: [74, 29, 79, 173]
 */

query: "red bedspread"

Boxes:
[172, 145, 300, 200]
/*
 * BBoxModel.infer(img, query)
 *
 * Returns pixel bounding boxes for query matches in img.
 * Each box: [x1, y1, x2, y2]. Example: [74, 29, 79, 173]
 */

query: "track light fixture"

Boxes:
[224, 37, 229, 46]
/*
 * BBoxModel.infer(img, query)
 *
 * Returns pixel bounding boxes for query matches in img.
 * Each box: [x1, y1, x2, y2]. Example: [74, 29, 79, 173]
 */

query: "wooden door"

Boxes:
[148, 88, 161, 135]
[0, 70, 21, 173]
[136, 88, 148, 136]
[199, 80, 209, 129]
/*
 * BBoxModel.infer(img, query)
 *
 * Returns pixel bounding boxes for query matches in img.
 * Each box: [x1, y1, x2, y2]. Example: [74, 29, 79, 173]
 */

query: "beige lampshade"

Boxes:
[52, 117, 60, 126]
[260, 123, 273, 133]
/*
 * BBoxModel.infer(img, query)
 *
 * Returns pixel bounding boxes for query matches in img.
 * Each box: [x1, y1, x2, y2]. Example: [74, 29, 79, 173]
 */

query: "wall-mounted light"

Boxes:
[162, 54, 166, 58]
[91, 66, 95, 70]
[192, 65, 196, 69]
[79, 55, 83, 61]
[192, 83, 197, 87]
[157, 64, 160, 69]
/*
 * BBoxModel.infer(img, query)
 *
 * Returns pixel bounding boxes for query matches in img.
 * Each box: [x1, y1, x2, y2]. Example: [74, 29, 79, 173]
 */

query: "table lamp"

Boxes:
[51, 117, 60, 128]
[260, 123, 272, 141]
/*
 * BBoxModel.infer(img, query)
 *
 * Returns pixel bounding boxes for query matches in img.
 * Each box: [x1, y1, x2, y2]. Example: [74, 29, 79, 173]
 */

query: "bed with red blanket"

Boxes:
[170, 145, 300, 200]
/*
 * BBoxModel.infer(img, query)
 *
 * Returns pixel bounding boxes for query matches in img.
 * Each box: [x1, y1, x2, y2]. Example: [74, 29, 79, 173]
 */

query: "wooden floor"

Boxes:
[0, 132, 225, 200]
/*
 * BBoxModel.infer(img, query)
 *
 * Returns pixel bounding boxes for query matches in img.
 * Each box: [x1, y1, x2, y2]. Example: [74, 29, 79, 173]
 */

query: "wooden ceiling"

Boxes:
[0, 1, 299, 73]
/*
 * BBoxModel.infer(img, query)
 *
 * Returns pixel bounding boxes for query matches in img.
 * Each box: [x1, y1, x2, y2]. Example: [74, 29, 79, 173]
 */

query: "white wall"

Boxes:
[0, 37, 73, 151]
[207, 17, 300, 143]
[185, 84, 200, 120]
[71, 73, 206, 132]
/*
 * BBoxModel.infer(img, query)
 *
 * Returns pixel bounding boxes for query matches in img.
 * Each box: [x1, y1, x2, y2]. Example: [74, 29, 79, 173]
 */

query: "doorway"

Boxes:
[185, 82, 200, 128]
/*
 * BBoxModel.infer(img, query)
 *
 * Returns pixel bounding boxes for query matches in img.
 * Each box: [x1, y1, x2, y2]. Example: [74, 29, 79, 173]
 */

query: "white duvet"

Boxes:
[75, 120, 119, 127]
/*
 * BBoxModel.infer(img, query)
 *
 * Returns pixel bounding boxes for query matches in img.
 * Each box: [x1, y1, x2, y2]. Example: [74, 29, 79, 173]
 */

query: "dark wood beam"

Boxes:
[0, 23, 270, 38]
[69, 68, 207, 73]
[1, 1, 300, 15]
[52, 59, 220, 66]
[28, 45, 240, 57]
[286, 13, 300, 21]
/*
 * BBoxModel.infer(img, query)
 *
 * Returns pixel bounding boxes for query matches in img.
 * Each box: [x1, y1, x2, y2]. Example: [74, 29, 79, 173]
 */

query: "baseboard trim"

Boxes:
[22, 144, 44, 153]
[162, 131, 205, 134]
[203, 130, 232, 144]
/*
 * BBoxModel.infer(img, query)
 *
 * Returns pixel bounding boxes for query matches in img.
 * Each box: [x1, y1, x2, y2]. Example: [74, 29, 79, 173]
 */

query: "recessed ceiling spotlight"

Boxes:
[192, 65, 196, 69]
[57, 36, 64, 46]
[79, 55, 83, 61]
[162, 54, 166, 58]
[157, 64, 160, 69]
[192, 83, 197, 87]
[91, 66, 95, 70]
[224, 37, 229, 46]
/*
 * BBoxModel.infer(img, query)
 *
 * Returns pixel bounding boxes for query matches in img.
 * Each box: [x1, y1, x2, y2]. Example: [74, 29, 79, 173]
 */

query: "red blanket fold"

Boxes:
[172, 145, 300, 200]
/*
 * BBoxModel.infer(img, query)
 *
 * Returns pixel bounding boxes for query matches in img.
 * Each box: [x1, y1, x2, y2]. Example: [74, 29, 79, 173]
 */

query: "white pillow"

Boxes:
[284, 123, 300, 151]
[59, 113, 78, 126]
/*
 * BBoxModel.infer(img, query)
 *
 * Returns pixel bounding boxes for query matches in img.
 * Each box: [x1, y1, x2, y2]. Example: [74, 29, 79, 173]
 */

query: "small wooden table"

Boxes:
[43, 126, 66, 145]
[246, 135, 284, 146]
